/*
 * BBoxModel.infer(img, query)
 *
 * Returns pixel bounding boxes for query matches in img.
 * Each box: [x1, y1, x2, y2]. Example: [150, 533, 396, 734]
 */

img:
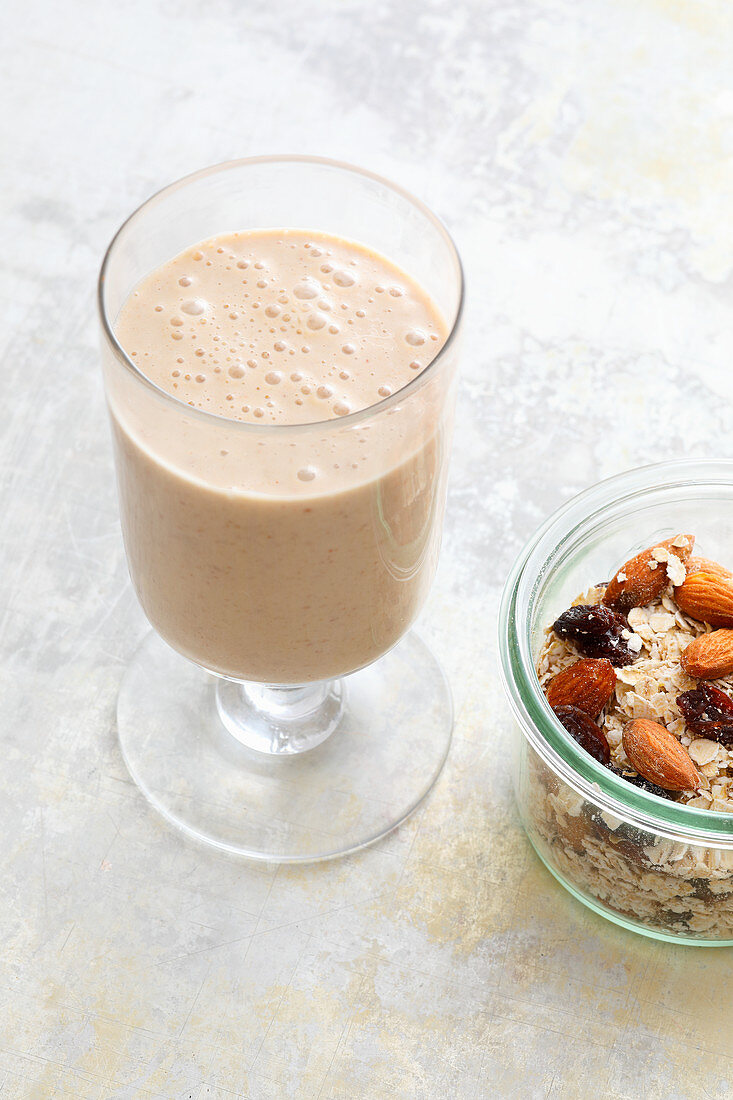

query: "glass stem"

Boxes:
[244, 682, 332, 720]
[215, 676, 344, 756]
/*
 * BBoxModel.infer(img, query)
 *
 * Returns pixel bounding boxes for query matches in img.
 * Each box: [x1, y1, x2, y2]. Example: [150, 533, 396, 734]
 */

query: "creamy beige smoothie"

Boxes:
[111, 229, 450, 683]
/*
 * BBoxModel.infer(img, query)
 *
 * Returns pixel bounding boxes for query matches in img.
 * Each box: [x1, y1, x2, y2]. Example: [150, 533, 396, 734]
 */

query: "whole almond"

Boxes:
[622, 718, 701, 792]
[545, 658, 616, 719]
[603, 534, 694, 613]
[686, 557, 733, 580]
[681, 629, 733, 680]
[674, 571, 733, 628]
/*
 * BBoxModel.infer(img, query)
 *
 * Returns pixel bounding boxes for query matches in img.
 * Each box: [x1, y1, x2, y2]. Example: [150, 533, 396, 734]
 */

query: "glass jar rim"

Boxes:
[498, 459, 733, 845]
[97, 154, 465, 435]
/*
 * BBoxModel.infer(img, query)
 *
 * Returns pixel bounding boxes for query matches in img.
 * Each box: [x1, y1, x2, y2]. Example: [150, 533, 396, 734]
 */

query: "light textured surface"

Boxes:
[3, 1, 733, 1097]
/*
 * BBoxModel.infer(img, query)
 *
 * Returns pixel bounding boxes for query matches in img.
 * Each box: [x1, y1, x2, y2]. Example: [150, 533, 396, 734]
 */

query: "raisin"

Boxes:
[552, 604, 638, 667]
[552, 705, 610, 765]
[608, 765, 674, 800]
[689, 878, 715, 902]
[660, 909, 694, 928]
[611, 821, 652, 849]
[677, 684, 733, 745]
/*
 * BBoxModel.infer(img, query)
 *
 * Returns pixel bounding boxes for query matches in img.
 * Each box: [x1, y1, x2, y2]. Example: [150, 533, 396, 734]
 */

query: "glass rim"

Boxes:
[97, 154, 465, 435]
[498, 459, 733, 845]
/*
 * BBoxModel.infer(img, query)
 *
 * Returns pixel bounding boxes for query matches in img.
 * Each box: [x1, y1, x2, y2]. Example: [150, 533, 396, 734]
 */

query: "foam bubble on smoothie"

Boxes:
[293, 279, 319, 300]
[181, 298, 207, 315]
[333, 270, 355, 287]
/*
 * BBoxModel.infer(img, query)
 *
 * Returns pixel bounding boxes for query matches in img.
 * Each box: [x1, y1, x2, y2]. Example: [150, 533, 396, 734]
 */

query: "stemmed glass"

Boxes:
[98, 156, 463, 862]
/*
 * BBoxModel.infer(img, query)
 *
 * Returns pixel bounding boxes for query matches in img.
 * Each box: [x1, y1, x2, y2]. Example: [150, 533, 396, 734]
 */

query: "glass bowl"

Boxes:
[499, 460, 733, 945]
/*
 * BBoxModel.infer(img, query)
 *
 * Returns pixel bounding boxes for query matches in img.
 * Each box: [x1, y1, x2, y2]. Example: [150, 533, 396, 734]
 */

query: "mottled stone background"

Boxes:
[3, 0, 733, 1096]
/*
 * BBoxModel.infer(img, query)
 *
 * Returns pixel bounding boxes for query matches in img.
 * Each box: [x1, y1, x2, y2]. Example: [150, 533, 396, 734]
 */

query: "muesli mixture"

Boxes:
[529, 533, 733, 938]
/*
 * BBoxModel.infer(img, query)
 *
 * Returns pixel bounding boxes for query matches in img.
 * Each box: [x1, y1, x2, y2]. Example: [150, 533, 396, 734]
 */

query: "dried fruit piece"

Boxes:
[686, 557, 733, 580]
[689, 878, 718, 902]
[552, 705, 611, 765]
[545, 658, 616, 719]
[603, 534, 694, 613]
[608, 766, 674, 800]
[553, 604, 639, 666]
[622, 718, 701, 792]
[674, 571, 733, 627]
[557, 811, 591, 856]
[677, 684, 733, 745]
[681, 629, 733, 680]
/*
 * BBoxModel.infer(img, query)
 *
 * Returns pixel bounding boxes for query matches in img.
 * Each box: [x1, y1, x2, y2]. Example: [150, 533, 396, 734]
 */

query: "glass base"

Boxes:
[116, 630, 453, 862]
